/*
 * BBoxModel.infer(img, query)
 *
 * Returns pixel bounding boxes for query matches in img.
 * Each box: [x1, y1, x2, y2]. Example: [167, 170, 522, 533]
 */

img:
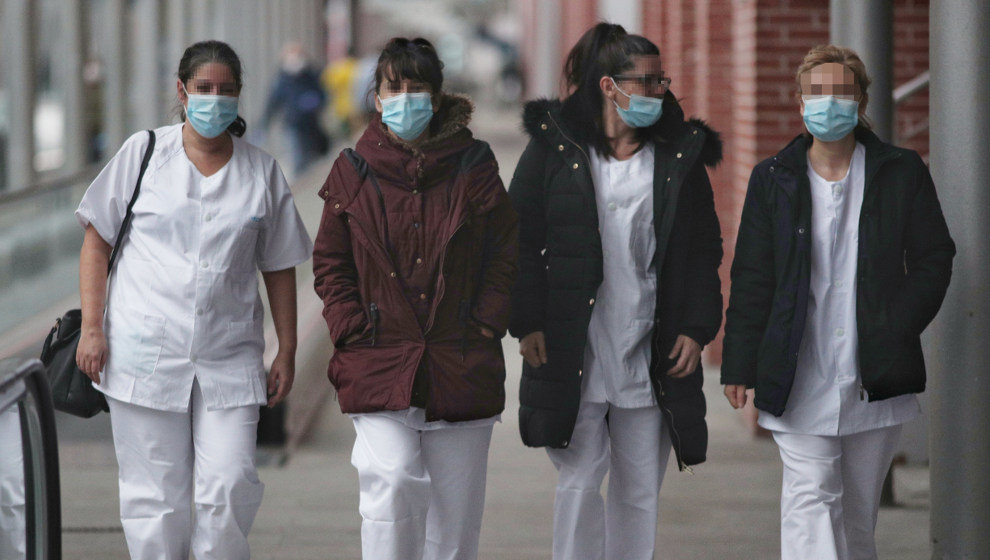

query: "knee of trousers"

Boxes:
[785, 468, 843, 511]
[355, 463, 430, 522]
[551, 454, 610, 493]
[194, 462, 264, 508]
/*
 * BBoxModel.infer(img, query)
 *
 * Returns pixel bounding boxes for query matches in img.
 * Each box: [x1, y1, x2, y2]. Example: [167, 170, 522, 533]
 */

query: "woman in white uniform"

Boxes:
[75, 40, 312, 560]
[510, 23, 724, 560]
[722, 45, 954, 560]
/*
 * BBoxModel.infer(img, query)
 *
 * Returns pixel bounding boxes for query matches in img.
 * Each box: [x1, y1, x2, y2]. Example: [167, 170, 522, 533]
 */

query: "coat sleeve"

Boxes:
[721, 165, 775, 387]
[507, 138, 550, 339]
[888, 153, 956, 336]
[312, 160, 368, 346]
[470, 155, 520, 336]
[679, 162, 724, 346]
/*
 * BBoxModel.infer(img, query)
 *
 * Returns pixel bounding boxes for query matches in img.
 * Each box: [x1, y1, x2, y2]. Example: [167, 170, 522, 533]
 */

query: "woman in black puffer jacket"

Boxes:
[508, 22, 723, 560]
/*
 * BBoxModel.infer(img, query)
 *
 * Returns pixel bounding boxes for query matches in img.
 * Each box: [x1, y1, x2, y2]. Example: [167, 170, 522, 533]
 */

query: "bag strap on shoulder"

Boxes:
[107, 129, 156, 273]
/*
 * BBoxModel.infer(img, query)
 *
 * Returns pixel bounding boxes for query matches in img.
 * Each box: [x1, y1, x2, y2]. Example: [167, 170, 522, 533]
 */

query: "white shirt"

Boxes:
[759, 143, 919, 435]
[75, 124, 313, 412]
[582, 145, 658, 407]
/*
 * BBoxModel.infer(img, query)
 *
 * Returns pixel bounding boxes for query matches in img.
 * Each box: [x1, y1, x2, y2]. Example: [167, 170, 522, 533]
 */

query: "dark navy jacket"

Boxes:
[722, 129, 955, 416]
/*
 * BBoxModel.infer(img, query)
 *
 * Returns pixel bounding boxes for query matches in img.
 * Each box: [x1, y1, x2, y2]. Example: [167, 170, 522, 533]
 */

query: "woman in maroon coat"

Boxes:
[312, 38, 518, 560]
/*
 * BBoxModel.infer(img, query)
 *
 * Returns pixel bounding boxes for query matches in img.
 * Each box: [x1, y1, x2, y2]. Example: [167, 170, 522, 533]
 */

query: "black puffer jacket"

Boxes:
[722, 130, 955, 416]
[509, 94, 723, 470]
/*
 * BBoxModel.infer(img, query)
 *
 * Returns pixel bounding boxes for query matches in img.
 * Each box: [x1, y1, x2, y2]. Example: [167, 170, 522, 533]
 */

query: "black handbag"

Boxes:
[39, 130, 156, 418]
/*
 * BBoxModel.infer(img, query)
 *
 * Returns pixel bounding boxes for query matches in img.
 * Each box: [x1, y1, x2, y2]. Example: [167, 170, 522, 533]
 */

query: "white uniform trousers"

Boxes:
[0, 406, 26, 560]
[773, 425, 902, 560]
[545, 401, 671, 560]
[350, 413, 494, 560]
[107, 379, 264, 560]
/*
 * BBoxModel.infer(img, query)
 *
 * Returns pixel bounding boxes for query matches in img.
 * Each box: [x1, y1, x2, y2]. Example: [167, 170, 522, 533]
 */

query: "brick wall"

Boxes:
[894, 0, 930, 158]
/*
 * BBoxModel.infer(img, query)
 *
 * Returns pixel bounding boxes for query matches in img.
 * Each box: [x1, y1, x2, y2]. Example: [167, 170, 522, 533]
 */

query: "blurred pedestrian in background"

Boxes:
[261, 42, 332, 175]
[722, 44, 955, 560]
[509, 22, 723, 560]
[313, 37, 517, 560]
[74, 40, 312, 560]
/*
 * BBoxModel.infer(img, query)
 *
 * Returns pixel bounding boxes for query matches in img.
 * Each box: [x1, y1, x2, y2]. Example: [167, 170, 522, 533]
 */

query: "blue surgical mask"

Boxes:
[183, 83, 239, 139]
[802, 95, 859, 142]
[611, 78, 664, 128]
[379, 92, 434, 141]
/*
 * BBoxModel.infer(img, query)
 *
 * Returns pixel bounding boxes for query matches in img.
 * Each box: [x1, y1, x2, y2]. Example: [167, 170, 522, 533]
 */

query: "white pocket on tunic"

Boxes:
[110, 314, 166, 378]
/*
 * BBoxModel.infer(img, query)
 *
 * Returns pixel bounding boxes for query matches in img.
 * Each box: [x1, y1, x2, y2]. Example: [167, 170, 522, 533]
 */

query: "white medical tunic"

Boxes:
[582, 145, 658, 408]
[76, 124, 313, 412]
[759, 143, 919, 435]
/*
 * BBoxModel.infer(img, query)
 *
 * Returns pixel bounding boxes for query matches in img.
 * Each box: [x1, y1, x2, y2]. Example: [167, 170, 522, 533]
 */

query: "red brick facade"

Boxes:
[519, 0, 930, 363]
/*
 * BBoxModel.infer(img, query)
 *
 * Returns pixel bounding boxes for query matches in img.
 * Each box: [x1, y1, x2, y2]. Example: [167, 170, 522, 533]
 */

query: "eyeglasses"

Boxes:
[613, 74, 672, 92]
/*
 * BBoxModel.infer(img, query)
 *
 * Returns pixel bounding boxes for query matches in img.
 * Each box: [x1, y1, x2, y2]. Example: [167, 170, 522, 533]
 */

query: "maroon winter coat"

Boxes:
[313, 94, 518, 422]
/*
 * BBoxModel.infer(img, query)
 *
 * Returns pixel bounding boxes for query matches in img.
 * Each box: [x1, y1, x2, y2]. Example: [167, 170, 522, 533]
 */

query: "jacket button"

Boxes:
[666, 177, 671, 182]
[334, 203, 340, 209]
[798, 227, 806, 234]
[676, 152, 682, 158]
[419, 293, 427, 300]
[572, 163, 579, 169]
[588, 298, 595, 305]
[578, 369, 583, 376]
[558, 144, 565, 151]
[562, 440, 569, 446]
[390, 272, 397, 278]
[692, 129, 698, 135]
[770, 166, 775, 172]
[416, 257, 423, 264]
[541, 123, 548, 130]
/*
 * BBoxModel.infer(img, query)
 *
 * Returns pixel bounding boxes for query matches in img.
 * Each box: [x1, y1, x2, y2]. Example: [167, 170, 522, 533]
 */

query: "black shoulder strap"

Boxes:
[458, 140, 492, 173]
[107, 130, 156, 273]
[342, 148, 369, 181]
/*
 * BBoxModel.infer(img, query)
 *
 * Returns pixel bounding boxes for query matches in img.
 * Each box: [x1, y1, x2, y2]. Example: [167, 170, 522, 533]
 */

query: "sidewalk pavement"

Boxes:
[55, 105, 931, 559]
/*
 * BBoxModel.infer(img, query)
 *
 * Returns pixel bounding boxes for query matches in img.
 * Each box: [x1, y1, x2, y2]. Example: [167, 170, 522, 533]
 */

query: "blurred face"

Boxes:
[374, 66, 436, 113]
[178, 62, 239, 101]
[799, 62, 866, 114]
[602, 54, 668, 110]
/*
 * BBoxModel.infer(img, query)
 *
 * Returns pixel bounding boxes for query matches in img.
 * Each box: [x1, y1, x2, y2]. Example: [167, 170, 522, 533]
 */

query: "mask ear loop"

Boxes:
[609, 77, 632, 101]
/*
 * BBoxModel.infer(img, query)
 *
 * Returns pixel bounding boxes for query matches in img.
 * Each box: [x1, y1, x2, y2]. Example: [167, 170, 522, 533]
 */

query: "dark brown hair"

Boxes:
[374, 37, 444, 95]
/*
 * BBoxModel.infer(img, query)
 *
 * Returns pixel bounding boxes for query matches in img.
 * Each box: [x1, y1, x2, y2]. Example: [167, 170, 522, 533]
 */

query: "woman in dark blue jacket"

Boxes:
[509, 23, 723, 560]
[722, 45, 954, 560]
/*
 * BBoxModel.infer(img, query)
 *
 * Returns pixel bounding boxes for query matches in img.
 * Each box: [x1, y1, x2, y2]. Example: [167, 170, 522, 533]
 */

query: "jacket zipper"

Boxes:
[458, 299, 471, 361]
[368, 302, 379, 346]
[659, 400, 693, 473]
[651, 325, 692, 473]
[425, 217, 469, 335]
[546, 111, 592, 168]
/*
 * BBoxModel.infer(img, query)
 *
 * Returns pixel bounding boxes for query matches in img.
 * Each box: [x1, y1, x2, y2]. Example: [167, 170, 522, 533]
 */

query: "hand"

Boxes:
[76, 326, 108, 384]
[666, 334, 701, 378]
[267, 350, 295, 407]
[478, 325, 495, 339]
[519, 331, 547, 368]
[341, 331, 365, 346]
[723, 384, 748, 409]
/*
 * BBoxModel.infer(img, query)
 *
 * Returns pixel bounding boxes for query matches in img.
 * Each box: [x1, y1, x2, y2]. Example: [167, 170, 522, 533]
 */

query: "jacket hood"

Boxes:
[356, 93, 476, 185]
[522, 94, 723, 168]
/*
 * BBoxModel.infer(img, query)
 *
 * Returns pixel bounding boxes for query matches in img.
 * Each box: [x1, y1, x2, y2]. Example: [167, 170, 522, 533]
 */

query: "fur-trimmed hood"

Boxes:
[356, 93, 476, 184]
[522, 94, 723, 168]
